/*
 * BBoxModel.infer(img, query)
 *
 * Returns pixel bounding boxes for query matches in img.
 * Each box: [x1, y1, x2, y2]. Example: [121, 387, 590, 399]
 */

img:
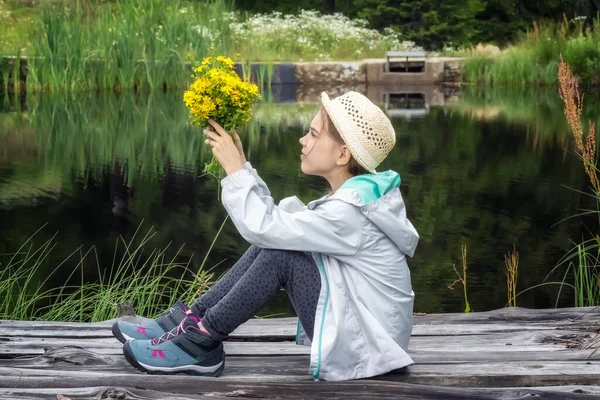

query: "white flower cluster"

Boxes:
[228, 10, 419, 59]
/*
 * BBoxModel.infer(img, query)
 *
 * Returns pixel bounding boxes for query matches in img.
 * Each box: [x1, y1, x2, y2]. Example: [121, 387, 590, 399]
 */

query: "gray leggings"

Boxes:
[190, 245, 321, 341]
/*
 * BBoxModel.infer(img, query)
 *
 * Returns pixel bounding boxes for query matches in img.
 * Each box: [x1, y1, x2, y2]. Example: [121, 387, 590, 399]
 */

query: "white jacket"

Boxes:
[221, 162, 419, 381]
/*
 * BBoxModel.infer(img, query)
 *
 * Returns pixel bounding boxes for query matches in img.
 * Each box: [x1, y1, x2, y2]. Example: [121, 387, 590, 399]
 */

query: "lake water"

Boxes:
[1, 86, 597, 316]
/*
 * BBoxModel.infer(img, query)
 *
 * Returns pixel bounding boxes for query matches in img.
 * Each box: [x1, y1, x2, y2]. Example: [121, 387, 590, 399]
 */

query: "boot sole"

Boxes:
[111, 321, 129, 344]
[123, 341, 225, 377]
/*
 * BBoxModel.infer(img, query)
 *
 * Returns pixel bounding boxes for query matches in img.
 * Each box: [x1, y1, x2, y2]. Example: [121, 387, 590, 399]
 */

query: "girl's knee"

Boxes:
[259, 248, 287, 261]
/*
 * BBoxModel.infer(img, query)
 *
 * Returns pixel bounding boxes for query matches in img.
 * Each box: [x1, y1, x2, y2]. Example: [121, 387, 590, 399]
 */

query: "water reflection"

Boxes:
[0, 87, 597, 314]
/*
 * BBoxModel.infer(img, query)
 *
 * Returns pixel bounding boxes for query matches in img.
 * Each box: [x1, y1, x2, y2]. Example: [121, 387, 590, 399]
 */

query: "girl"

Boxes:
[112, 91, 419, 381]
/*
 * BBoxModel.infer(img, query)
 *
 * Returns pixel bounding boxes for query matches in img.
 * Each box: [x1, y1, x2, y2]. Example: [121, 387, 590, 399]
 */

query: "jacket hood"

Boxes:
[335, 170, 419, 257]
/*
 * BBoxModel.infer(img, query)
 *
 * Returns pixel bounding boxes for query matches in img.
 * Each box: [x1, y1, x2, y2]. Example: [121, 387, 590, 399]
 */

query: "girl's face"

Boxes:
[299, 110, 347, 177]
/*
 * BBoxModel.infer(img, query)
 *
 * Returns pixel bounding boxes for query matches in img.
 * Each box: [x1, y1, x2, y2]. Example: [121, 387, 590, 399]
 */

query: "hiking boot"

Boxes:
[123, 314, 225, 376]
[112, 300, 189, 344]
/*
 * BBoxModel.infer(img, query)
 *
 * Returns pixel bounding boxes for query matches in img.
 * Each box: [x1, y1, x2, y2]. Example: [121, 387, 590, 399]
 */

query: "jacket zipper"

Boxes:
[295, 320, 302, 344]
[313, 253, 329, 381]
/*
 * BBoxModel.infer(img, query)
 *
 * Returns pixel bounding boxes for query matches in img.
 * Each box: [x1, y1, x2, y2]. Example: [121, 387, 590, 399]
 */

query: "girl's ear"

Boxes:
[336, 145, 352, 167]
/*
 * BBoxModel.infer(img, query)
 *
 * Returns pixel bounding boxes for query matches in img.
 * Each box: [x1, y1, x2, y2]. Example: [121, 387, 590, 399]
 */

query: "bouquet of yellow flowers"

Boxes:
[184, 56, 261, 175]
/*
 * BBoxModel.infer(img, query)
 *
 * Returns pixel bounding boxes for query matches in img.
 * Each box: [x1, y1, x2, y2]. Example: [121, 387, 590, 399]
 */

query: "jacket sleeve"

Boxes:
[242, 161, 274, 209]
[221, 169, 362, 256]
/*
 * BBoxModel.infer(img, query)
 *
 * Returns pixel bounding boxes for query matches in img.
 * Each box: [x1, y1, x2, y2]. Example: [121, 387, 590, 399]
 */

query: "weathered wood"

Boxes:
[2, 352, 600, 388]
[1, 368, 599, 399]
[4, 321, 595, 339]
[2, 347, 599, 372]
[412, 306, 600, 324]
[0, 384, 598, 400]
[2, 306, 597, 338]
[6, 361, 600, 387]
[1, 329, 595, 357]
[1, 307, 599, 398]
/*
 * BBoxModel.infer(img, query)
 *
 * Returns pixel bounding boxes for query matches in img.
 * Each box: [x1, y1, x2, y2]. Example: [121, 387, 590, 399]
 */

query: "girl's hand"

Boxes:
[204, 119, 244, 176]
[232, 131, 247, 164]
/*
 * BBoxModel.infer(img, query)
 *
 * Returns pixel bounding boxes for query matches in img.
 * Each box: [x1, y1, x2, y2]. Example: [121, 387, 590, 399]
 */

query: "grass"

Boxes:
[506, 58, 600, 308]
[523, 57, 600, 308]
[0, 221, 228, 322]
[448, 245, 471, 313]
[459, 17, 600, 86]
[0, 1, 414, 92]
[0, 0, 38, 55]
[26, 0, 234, 92]
[505, 245, 519, 307]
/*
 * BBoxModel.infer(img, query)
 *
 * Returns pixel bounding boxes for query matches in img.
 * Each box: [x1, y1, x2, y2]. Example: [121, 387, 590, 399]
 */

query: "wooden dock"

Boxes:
[1, 306, 600, 399]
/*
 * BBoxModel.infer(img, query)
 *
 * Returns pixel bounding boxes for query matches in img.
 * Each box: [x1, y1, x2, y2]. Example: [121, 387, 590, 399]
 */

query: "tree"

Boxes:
[353, 0, 487, 50]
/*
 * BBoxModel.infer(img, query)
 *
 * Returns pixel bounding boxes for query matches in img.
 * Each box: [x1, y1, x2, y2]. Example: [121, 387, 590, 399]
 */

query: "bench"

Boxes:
[385, 51, 427, 72]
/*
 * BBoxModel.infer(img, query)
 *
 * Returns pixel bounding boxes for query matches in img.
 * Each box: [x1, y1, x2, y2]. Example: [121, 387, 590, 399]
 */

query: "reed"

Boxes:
[2, 2, 412, 92]
[505, 245, 519, 307]
[448, 244, 471, 313]
[26, 0, 234, 92]
[0, 223, 222, 322]
[524, 57, 600, 307]
[461, 16, 600, 86]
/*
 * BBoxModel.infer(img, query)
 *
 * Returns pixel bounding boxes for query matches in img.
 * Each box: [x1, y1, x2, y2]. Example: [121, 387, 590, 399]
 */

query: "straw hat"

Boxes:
[320, 91, 396, 174]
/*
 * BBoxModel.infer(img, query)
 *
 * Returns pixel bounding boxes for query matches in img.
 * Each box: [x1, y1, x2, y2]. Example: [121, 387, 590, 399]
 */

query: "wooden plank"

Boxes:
[2, 346, 600, 387]
[1, 321, 596, 340]
[0, 340, 311, 356]
[0, 317, 298, 339]
[2, 348, 599, 372]
[1, 363, 600, 391]
[395, 361, 600, 387]
[3, 321, 592, 338]
[0, 384, 597, 400]
[412, 306, 600, 324]
[2, 306, 598, 339]
[2, 347, 598, 370]
[1, 329, 592, 358]
[1, 306, 598, 329]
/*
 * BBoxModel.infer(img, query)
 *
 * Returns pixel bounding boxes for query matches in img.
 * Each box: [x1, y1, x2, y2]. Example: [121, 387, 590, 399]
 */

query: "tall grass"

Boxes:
[530, 57, 600, 307]
[505, 245, 519, 307]
[448, 245, 471, 312]
[2, 1, 415, 92]
[461, 16, 600, 86]
[26, 0, 234, 92]
[0, 221, 227, 322]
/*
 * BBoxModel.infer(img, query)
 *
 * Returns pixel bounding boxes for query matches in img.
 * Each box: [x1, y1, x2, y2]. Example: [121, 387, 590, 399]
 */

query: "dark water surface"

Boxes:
[1, 87, 598, 315]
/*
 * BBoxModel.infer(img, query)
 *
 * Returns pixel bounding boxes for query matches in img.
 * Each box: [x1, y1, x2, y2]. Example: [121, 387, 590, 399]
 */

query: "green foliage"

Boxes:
[24, 0, 234, 92]
[233, 0, 600, 50]
[461, 17, 600, 86]
[3, 0, 600, 57]
[352, 0, 486, 50]
[0, 224, 220, 322]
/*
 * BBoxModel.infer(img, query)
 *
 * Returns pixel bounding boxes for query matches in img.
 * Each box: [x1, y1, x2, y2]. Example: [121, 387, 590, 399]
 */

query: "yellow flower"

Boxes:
[183, 55, 261, 134]
[215, 56, 234, 69]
